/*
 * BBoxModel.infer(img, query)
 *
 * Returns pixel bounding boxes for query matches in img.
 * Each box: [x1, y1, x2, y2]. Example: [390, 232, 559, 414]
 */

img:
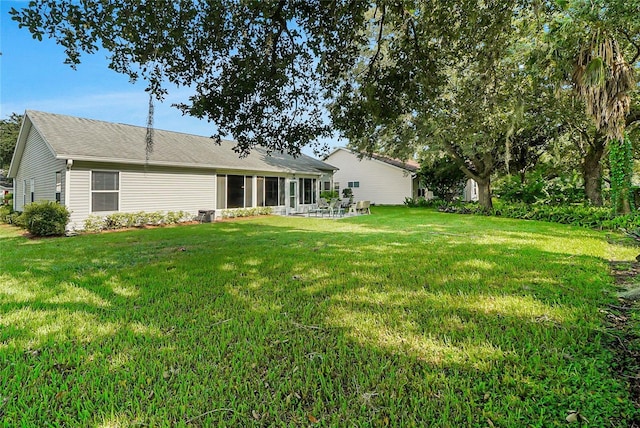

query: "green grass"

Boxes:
[0, 206, 637, 427]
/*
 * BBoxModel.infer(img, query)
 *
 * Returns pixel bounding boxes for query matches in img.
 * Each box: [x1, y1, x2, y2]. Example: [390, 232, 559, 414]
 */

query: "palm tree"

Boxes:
[573, 32, 636, 213]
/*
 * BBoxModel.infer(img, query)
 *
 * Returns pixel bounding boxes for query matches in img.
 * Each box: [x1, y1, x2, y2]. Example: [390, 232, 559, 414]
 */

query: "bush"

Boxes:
[493, 172, 585, 205]
[221, 207, 273, 219]
[432, 200, 640, 231]
[404, 197, 442, 208]
[21, 201, 70, 236]
[0, 205, 12, 223]
[320, 190, 339, 200]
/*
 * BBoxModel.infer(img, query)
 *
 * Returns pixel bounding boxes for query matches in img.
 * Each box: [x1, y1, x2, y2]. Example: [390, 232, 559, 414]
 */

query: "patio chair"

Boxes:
[355, 200, 371, 215]
[326, 198, 344, 217]
[340, 198, 352, 211]
[323, 199, 344, 217]
[308, 198, 329, 217]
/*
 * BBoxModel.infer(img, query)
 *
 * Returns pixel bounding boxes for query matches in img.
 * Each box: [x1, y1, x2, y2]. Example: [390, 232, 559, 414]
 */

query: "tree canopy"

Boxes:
[0, 113, 23, 171]
[11, 0, 523, 157]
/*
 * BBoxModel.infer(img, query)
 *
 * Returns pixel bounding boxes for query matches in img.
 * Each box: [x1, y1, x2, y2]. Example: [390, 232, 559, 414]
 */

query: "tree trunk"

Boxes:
[476, 178, 493, 210]
[582, 141, 605, 206]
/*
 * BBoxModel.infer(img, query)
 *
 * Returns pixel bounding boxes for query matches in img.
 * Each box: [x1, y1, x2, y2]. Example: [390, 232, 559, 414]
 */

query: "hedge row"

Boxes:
[83, 211, 194, 232]
[434, 201, 640, 231]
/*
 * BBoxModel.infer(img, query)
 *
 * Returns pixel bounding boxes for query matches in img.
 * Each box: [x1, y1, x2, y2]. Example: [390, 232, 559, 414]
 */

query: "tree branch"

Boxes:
[366, 4, 386, 79]
[441, 139, 480, 182]
[620, 29, 640, 64]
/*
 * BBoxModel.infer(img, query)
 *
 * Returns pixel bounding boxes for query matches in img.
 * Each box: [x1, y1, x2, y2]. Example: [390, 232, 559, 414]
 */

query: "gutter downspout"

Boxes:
[64, 159, 73, 209]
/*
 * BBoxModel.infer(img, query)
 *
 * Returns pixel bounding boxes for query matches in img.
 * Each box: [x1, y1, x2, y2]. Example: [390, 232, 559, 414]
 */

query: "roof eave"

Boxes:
[56, 155, 327, 176]
[7, 113, 31, 178]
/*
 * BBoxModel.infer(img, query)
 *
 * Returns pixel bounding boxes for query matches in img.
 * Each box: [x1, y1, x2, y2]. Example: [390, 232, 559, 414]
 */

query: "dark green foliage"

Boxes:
[10, 1, 527, 157]
[341, 188, 353, 199]
[403, 197, 442, 208]
[494, 174, 545, 204]
[320, 190, 339, 200]
[0, 113, 22, 169]
[418, 156, 467, 202]
[21, 201, 70, 236]
[609, 136, 634, 213]
[494, 172, 585, 205]
[0, 205, 25, 228]
[421, 200, 640, 231]
[8, 1, 366, 155]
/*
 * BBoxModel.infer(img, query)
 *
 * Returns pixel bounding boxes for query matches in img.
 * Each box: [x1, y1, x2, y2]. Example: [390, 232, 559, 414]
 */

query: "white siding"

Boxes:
[464, 179, 479, 201]
[326, 149, 414, 205]
[68, 169, 91, 230]
[67, 162, 216, 230]
[13, 127, 65, 211]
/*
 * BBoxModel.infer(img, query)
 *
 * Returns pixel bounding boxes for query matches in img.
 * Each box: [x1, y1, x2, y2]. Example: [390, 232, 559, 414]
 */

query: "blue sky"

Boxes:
[0, 1, 339, 156]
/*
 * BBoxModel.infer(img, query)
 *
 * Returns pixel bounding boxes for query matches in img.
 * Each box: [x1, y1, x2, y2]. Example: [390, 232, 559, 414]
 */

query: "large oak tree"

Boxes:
[10, 0, 522, 160]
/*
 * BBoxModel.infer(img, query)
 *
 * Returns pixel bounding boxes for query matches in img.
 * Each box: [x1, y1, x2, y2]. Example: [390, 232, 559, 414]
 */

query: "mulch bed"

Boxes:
[608, 260, 640, 426]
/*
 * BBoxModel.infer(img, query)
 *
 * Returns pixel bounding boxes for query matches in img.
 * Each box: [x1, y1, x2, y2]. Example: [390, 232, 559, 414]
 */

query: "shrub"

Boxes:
[21, 201, 70, 236]
[220, 207, 273, 219]
[493, 172, 585, 205]
[0, 205, 12, 223]
[432, 201, 640, 231]
[83, 210, 195, 232]
[165, 210, 194, 224]
[320, 190, 339, 200]
[404, 197, 442, 208]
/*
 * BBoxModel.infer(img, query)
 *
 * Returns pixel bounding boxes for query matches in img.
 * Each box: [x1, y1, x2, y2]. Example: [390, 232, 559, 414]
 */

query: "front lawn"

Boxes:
[0, 207, 637, 426]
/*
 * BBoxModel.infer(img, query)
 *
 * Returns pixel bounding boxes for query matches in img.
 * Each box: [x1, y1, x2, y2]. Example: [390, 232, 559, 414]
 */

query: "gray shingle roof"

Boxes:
[26, 110, 336, 174]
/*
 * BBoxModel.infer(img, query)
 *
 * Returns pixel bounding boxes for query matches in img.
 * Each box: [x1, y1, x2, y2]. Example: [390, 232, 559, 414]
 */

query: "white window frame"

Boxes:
[91, 170, 120, 213]
[30, 178, 35, 203]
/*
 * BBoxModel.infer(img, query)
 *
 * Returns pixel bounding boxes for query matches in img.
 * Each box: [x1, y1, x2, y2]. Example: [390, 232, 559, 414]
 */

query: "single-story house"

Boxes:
[324, 147, 478, 205]
[323, 148, 427, 205]
[8, 110, 337, 230]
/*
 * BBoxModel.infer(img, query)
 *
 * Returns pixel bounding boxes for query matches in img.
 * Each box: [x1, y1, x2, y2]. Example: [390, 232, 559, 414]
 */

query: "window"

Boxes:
[347, 181, 360, 188]
[227, 175, 245, 208]
[417, 188, 426, 198]
[22, 180, 26, 206]
[91, 171, 119, 212]
[334, 182, 340, 194]
[55, 172, 62, 203]
[299, 178, 316, 204]
[30, 178, 35, 202]
[265, 177, 280, 206]
[323, 181, 331, 191]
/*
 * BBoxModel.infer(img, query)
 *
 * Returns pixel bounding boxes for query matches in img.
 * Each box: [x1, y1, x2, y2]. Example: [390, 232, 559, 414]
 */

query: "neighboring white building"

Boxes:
[323, 148, 427, 205]
[8, 111, 336, 230]
[324, 147, 478, 205]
